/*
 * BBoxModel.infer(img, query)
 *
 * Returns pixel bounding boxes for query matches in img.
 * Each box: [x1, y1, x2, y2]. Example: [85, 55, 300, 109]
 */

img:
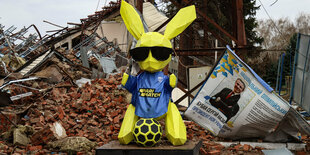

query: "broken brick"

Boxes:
[234, 144, 242, 151]
[111, 134, 118, 140]
[69, 112, 78, 118]
[113, 116, 120, 124]
[0, 112, 18, 133]
[296, 151, 307, 155]
[31, 122, 67, 145]
[110, 111, 119, 117]
[57, 106, 65, 120]
[200, 148, 207, 155]
[81, 92, 92, 101]
[30, 118, 40, 124]
[28, 145, 43, 151]
[67, 120, 77, 126]
[208, 150, 221, 155]
[243, 144, 251, 151]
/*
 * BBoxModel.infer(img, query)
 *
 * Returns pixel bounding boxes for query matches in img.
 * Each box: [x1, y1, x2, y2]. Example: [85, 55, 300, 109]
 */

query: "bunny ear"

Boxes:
[120, 0, 145, 40]
[164, 5, 196, 40]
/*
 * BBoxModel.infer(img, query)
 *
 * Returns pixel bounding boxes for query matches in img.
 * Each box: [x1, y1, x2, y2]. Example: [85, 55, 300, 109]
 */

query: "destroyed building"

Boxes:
[1, 0, 310, 154]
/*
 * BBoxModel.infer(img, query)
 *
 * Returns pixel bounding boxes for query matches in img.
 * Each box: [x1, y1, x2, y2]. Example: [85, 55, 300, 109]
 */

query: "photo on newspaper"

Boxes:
[204, 74, 255, 126]
[185, 46, 292, 139]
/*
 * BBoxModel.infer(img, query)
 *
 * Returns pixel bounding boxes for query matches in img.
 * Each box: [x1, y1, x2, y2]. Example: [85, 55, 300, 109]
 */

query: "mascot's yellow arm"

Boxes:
[169, 74, 177, 88]
[121, 73, 129, 86]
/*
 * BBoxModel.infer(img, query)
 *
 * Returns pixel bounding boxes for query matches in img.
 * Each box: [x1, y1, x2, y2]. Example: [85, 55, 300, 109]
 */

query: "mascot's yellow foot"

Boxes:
[118, 104, 138, 144]
[165, 101, 187, 145]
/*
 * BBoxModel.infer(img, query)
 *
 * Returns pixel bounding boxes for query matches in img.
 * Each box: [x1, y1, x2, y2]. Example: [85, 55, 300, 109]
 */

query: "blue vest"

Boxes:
[124, 71, 173, 118]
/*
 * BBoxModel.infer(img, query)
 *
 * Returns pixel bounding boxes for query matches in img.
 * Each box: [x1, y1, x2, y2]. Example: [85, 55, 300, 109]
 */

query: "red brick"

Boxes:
[205, 135, 213, 139]
[106, 131, 113, 137]
[301, 135, 308, 140]
[243, 144, 251, 151]
[110, 111, 119, 117]
[296, 151, 306, 155]
[31, 122, 67, 145]
[98, 135, 105, 141]
[112, 134, 118, 140]
[35, 121, 45, 128]
[77, 152, 84, 155]
[234, 144, 242, 151]
[57, 106, 65, 120]
[103, 104, 109, 109]
[90, 120, 98, 126]
[77, 130, 84, 137]
[40, 115, 45, 123]
[208, 150, 221, 155]
[109, 125, 114, 131]
[200, 148, 207, 155]
[113, 116, 120, 124]
[67, 120, 76, 126]
[98, 142, 104, 146]
[0, 112, 18, 133]
[81, 92, 92, 101]
[28, 145, 43, 151]
[69, 112, 78, 118]
[30, 118, 40, 124]
[209, 144, 224, 150]
[88, 134, 96, 140]
[90, 98, 97, 103]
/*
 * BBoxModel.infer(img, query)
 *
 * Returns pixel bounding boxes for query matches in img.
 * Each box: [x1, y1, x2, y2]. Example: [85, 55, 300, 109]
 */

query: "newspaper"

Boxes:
[185, 46, 309, 140]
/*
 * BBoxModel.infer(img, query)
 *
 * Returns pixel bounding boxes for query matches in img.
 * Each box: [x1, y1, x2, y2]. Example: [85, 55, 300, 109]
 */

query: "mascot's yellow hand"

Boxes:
[169, 74, 177, 88]
[121, 73, 129, 86]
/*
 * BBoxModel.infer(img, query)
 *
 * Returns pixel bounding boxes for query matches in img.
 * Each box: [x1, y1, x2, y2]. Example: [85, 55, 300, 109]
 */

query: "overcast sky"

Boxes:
[0, 0, 111, 36]
[0, 0, 309, 36]
[255, 0, 310, 20]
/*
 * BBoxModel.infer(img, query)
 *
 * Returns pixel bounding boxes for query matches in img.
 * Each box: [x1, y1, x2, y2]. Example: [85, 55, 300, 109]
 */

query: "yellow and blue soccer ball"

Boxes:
[133, 118, 162, 147]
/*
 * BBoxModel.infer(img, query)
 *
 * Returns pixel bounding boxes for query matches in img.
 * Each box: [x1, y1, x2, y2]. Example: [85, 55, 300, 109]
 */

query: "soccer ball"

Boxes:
[133, 118, 162, 147]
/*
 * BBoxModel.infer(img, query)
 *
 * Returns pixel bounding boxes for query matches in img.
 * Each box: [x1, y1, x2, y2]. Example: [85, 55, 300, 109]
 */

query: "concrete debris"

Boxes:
[47, 137, 96, 153]
[99, 57, 117, 73]
[13, 127, 30, 146]
[0, 54, 26, 71]
[34, 66, 64, 83]
[1, 125, 34, 146]
[75, 77, 92, 88]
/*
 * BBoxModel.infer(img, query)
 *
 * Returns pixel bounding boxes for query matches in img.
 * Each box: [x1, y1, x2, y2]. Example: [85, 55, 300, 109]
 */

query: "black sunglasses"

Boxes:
[129, 46, 173, 61]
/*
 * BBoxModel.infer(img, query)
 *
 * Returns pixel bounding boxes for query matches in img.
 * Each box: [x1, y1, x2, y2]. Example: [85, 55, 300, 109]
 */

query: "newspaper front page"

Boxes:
[185, 47, 291, 138]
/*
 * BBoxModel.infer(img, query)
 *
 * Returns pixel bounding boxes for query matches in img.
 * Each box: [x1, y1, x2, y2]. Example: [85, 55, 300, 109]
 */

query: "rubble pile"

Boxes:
[0, 73, 128, 154]
[0, 67, 272, 154]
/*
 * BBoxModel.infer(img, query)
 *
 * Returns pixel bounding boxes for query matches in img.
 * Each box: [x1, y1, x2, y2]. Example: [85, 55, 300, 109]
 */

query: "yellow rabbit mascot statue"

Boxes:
[118, 0, 196, 146]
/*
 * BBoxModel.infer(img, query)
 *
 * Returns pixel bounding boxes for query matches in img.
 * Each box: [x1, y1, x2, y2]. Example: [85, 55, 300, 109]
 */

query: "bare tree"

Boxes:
[295, 13, 310, 35]
[255, 13, 310, 50]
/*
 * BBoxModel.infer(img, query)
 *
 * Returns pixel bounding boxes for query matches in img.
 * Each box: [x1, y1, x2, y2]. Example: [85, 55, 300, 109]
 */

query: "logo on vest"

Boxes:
[139, 88, 161, 98]
[158, 76, 163, 83]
